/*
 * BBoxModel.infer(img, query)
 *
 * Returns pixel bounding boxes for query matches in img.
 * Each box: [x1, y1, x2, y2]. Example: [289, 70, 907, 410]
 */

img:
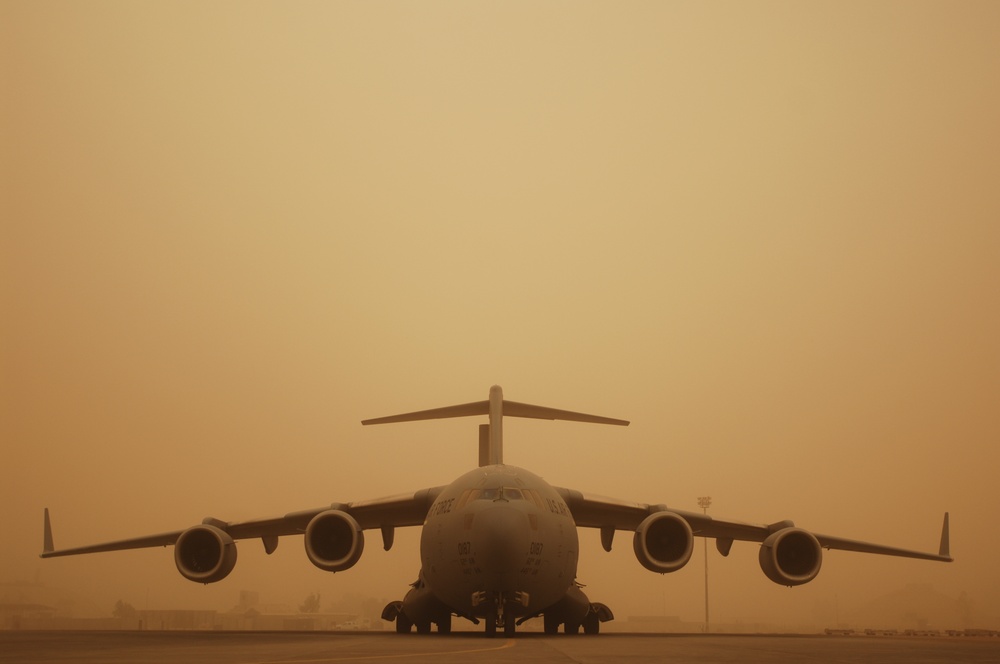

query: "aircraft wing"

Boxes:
[41, 486, 444, 558]
[556, 487, 952, 562]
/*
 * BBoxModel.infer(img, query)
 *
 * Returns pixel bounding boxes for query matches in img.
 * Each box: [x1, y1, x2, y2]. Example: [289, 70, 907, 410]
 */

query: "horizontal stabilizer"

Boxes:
[503, 401, 629, 426]
[362, 386, 629, 467]
[362, 400, 490, 426]
[362, 397, 629, 427]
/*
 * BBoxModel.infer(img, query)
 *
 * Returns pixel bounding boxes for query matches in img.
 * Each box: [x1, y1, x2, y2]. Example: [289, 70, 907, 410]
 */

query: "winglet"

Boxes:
[42, 508, 54, 555]
[939, 512, 950, 559]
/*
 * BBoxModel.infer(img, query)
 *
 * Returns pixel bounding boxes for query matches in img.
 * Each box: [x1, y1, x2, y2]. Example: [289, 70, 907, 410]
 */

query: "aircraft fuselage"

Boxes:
[419, 464, 578, 622]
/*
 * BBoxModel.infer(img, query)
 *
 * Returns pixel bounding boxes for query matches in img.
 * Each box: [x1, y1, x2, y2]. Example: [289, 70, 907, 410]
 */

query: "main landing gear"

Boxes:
[382, 596, 613, 636]
[382, 600, 453, 635]
[542, 602, 613, 635]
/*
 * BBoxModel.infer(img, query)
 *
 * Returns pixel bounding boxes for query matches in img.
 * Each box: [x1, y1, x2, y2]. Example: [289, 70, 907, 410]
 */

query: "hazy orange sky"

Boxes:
[3, 2, 998, 628]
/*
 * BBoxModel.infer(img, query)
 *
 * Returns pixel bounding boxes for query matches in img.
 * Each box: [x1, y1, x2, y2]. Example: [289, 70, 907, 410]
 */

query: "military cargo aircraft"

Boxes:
[42, 386, 951, 636]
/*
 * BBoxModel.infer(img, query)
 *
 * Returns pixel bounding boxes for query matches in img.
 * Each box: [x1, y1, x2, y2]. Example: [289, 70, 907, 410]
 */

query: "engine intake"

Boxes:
[759, 527, 822, 586]
[305, 510, 364, 572]
[174, 524, 237, 584]
[633, 511, 694, 574]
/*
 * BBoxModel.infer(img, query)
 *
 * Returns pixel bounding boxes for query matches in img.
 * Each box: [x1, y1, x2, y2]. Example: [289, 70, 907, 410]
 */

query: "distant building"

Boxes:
[847, 583, 972, 631]
[1, 603, 57, 630]
[620, 615, 686, 632]
[138, 610, 217, 631]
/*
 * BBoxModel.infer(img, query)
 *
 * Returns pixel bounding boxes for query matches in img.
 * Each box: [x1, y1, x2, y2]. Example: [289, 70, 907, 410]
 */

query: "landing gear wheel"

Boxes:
[437, 615, 452, 634]
[485, 613, 497, 638]
[504, 618, 516, 637]
[416, 622, 431, 634]
[543, 614, 560, 635]
[565, 621, 580, 635]
[583, 613, 600, 634]
[395, 613, 412, 634]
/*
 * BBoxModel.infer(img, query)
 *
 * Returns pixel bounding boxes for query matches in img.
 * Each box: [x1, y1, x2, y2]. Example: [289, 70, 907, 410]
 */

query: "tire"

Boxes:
[504, 618, 516, 637]
[485, 614, 497, 638]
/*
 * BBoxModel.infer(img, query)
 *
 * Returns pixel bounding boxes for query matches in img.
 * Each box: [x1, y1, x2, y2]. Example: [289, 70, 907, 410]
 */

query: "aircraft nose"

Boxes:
[474, 504, 529, 574]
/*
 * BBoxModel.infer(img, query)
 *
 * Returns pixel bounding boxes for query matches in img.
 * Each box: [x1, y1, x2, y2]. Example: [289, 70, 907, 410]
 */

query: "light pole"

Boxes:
[697, 496, 712, 633]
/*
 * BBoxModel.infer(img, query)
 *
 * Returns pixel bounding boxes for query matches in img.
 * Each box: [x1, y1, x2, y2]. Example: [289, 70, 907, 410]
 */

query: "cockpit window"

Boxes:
[455, 490, 474, 510]
[458, 487, 526, 504]
[524, 489, 547, 510]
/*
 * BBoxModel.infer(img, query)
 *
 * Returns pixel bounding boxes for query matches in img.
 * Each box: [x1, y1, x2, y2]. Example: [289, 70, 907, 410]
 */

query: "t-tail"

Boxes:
[361, 385, 629, 466]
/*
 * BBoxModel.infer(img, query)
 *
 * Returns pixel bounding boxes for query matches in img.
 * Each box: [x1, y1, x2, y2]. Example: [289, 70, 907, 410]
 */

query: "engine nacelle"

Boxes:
[304, 510, 364, 572]
[632, 511, 694, 574]
[758, 527, 822, 586]
[174, 524, 237, 584]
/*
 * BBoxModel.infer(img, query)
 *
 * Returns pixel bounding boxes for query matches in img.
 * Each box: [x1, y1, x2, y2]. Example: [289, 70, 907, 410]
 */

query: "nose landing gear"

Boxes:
[483, 608, 516, 637]
[478, 591, 527, 637]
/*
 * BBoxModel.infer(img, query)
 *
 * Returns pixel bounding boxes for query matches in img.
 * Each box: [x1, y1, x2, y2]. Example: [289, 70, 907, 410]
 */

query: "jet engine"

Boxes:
[632, 511, 694, 574]
[304, 510, 364, 572]
[174, 524, 237, 584]
[758, 527, 822, 586]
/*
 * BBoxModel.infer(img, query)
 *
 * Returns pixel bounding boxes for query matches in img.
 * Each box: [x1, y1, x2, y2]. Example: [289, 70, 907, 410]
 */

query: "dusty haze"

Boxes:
[2, 1, 998, 629]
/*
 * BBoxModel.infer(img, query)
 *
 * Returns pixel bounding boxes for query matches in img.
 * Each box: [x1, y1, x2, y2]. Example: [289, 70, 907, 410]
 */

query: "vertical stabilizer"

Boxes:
[488, 385, 503, 465]
[478, 424, 490, 467]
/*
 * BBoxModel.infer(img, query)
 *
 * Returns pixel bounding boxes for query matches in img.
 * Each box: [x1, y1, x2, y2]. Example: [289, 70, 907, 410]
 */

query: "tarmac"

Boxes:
[2, 630, 999, 664]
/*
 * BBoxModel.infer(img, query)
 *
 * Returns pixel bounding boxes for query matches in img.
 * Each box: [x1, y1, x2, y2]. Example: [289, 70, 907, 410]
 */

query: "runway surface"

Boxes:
[2, 631, 998, 664]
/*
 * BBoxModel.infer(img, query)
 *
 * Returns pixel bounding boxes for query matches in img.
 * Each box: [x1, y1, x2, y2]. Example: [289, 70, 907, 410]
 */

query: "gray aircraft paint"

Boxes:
[41, 385, 951, 636]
